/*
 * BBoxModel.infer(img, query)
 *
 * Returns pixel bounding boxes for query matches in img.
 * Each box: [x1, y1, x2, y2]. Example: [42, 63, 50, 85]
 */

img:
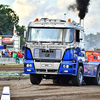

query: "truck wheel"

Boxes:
[92, 67, 100, 85]
[30, 74, 42, 85]
[72, 66, 83, 86]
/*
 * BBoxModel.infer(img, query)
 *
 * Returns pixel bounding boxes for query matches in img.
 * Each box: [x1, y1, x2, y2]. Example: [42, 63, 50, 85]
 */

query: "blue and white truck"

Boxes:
[24, 18, 100, 86]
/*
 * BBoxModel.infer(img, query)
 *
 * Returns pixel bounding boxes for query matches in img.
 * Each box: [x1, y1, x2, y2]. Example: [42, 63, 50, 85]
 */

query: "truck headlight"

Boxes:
[62, 65, 72, 68]
[62, 65, 66, 68]
[26, 64, 32, 67]
[26, 64, 30, 67]
[29, 64, 32, 67]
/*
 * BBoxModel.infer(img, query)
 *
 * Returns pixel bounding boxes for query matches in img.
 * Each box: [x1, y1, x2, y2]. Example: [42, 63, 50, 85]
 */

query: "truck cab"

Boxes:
[24, 18, 100, 86]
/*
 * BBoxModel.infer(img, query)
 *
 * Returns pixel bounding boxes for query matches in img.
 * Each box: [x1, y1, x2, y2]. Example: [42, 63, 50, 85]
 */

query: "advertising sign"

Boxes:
[2, 36, 14, 45]
[2, 38, 14, 43]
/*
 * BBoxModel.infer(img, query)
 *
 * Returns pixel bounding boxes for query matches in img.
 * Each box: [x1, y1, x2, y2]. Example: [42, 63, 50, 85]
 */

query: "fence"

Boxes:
[0, 58, 24, 64]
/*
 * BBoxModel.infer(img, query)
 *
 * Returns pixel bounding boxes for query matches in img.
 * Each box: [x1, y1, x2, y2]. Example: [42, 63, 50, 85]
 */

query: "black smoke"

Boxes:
[68, 0, 90, 19]
[68, 4, 77, 11]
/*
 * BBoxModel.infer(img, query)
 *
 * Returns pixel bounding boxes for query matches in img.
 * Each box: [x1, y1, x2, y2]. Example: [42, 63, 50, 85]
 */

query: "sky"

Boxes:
[0, 0, 100, 35]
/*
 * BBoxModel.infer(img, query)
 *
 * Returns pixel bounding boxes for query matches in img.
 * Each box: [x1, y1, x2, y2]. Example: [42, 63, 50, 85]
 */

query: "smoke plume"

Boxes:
[68, 0, 90, 19]
[68, 4, 77, 11]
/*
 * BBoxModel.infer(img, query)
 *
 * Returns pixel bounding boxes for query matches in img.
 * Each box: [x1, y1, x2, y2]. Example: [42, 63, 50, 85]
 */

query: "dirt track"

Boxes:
[0, 64, 100, 100]
[0, 79, 100, 100]
[0, 64, 24, 71]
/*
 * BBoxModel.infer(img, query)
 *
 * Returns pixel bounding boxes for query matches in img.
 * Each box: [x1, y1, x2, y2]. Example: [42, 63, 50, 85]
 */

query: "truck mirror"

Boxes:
[24, 31, 26, 39]
[76, 30, 80, 42]
[3, 45, 6, 49]
[80, 31, 84, 41]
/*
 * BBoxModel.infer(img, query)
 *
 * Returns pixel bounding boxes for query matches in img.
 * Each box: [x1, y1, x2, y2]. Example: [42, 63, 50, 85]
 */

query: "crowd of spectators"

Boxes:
[3, 49, 24, 58]
[0, 49, 24, 63]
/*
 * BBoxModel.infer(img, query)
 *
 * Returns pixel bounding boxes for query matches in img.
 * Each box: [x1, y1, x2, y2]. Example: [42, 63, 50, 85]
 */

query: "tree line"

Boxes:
[0, 4, 25, 47]
[85, 32, 100, 50]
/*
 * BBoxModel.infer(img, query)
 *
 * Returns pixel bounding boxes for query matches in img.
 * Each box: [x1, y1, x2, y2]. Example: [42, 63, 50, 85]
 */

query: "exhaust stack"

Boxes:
[80, 19, 84, 28]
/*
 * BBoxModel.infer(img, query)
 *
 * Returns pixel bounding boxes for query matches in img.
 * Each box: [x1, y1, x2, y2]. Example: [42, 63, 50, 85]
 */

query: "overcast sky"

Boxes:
[0, 0, 100, 34]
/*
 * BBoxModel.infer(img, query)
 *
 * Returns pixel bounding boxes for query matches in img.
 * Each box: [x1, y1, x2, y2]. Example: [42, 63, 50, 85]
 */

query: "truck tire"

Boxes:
[30, 74, 42, 85]
[72, 66, 83, 86]
[92, 67, 100, 85]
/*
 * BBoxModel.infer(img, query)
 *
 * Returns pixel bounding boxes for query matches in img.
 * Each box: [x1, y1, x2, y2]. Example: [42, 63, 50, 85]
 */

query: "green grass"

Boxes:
[0, 75, 29, 78]
[0, 71, 22, 73]
[0, 75, 28, 77]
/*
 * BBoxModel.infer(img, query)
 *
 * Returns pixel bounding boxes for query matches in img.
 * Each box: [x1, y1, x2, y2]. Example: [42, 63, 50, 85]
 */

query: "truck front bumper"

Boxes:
[24, 60, 76, 75]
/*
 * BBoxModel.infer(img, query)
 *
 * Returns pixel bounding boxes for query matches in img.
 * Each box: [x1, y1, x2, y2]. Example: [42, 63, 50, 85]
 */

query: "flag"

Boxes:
[14, 25, 17, 36]
[10, 25, 17, 41]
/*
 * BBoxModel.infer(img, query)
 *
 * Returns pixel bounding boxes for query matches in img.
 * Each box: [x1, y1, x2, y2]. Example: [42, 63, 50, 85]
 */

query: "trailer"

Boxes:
[24, 18, 100, 86]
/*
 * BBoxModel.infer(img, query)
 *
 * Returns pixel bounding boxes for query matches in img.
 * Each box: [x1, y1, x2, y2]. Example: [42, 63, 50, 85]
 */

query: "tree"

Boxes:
[0, 4, 19, 35]
[16, 25, 26, 47]
[0, 4, 26, 47]
[85, 32, 100, 50]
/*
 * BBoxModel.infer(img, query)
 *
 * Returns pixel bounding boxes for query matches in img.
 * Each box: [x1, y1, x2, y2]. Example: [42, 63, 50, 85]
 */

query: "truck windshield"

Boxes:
[26, 28, 74, 43]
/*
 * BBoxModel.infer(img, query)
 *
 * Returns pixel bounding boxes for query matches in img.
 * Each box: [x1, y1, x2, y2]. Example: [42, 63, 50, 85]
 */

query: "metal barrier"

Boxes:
[0, 58, 24, 64]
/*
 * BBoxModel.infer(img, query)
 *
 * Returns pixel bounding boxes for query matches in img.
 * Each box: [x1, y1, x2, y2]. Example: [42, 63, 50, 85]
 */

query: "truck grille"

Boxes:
[36, 69, 58, 73]
[34, 49, 62, 59]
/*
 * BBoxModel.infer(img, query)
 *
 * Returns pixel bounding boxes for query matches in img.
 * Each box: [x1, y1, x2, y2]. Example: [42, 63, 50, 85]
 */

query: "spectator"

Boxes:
[10, 51, 13, 57]
[15, 53, 19, 64]
[5, 49, 8, 56]
[13, 51, 17, 58]
[5, 49, 10, 57]
[13, 51, 19, 63]
[18, 51, 23, 58]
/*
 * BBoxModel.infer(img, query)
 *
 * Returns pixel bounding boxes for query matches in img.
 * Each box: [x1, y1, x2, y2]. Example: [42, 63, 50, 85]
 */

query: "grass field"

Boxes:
[0, 71, 22, 73]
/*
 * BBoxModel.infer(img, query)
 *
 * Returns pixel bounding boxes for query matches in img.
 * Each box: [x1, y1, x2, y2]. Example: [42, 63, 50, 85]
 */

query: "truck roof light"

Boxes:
[68, 19, 71, 22]
[35, 18, 39, 22]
